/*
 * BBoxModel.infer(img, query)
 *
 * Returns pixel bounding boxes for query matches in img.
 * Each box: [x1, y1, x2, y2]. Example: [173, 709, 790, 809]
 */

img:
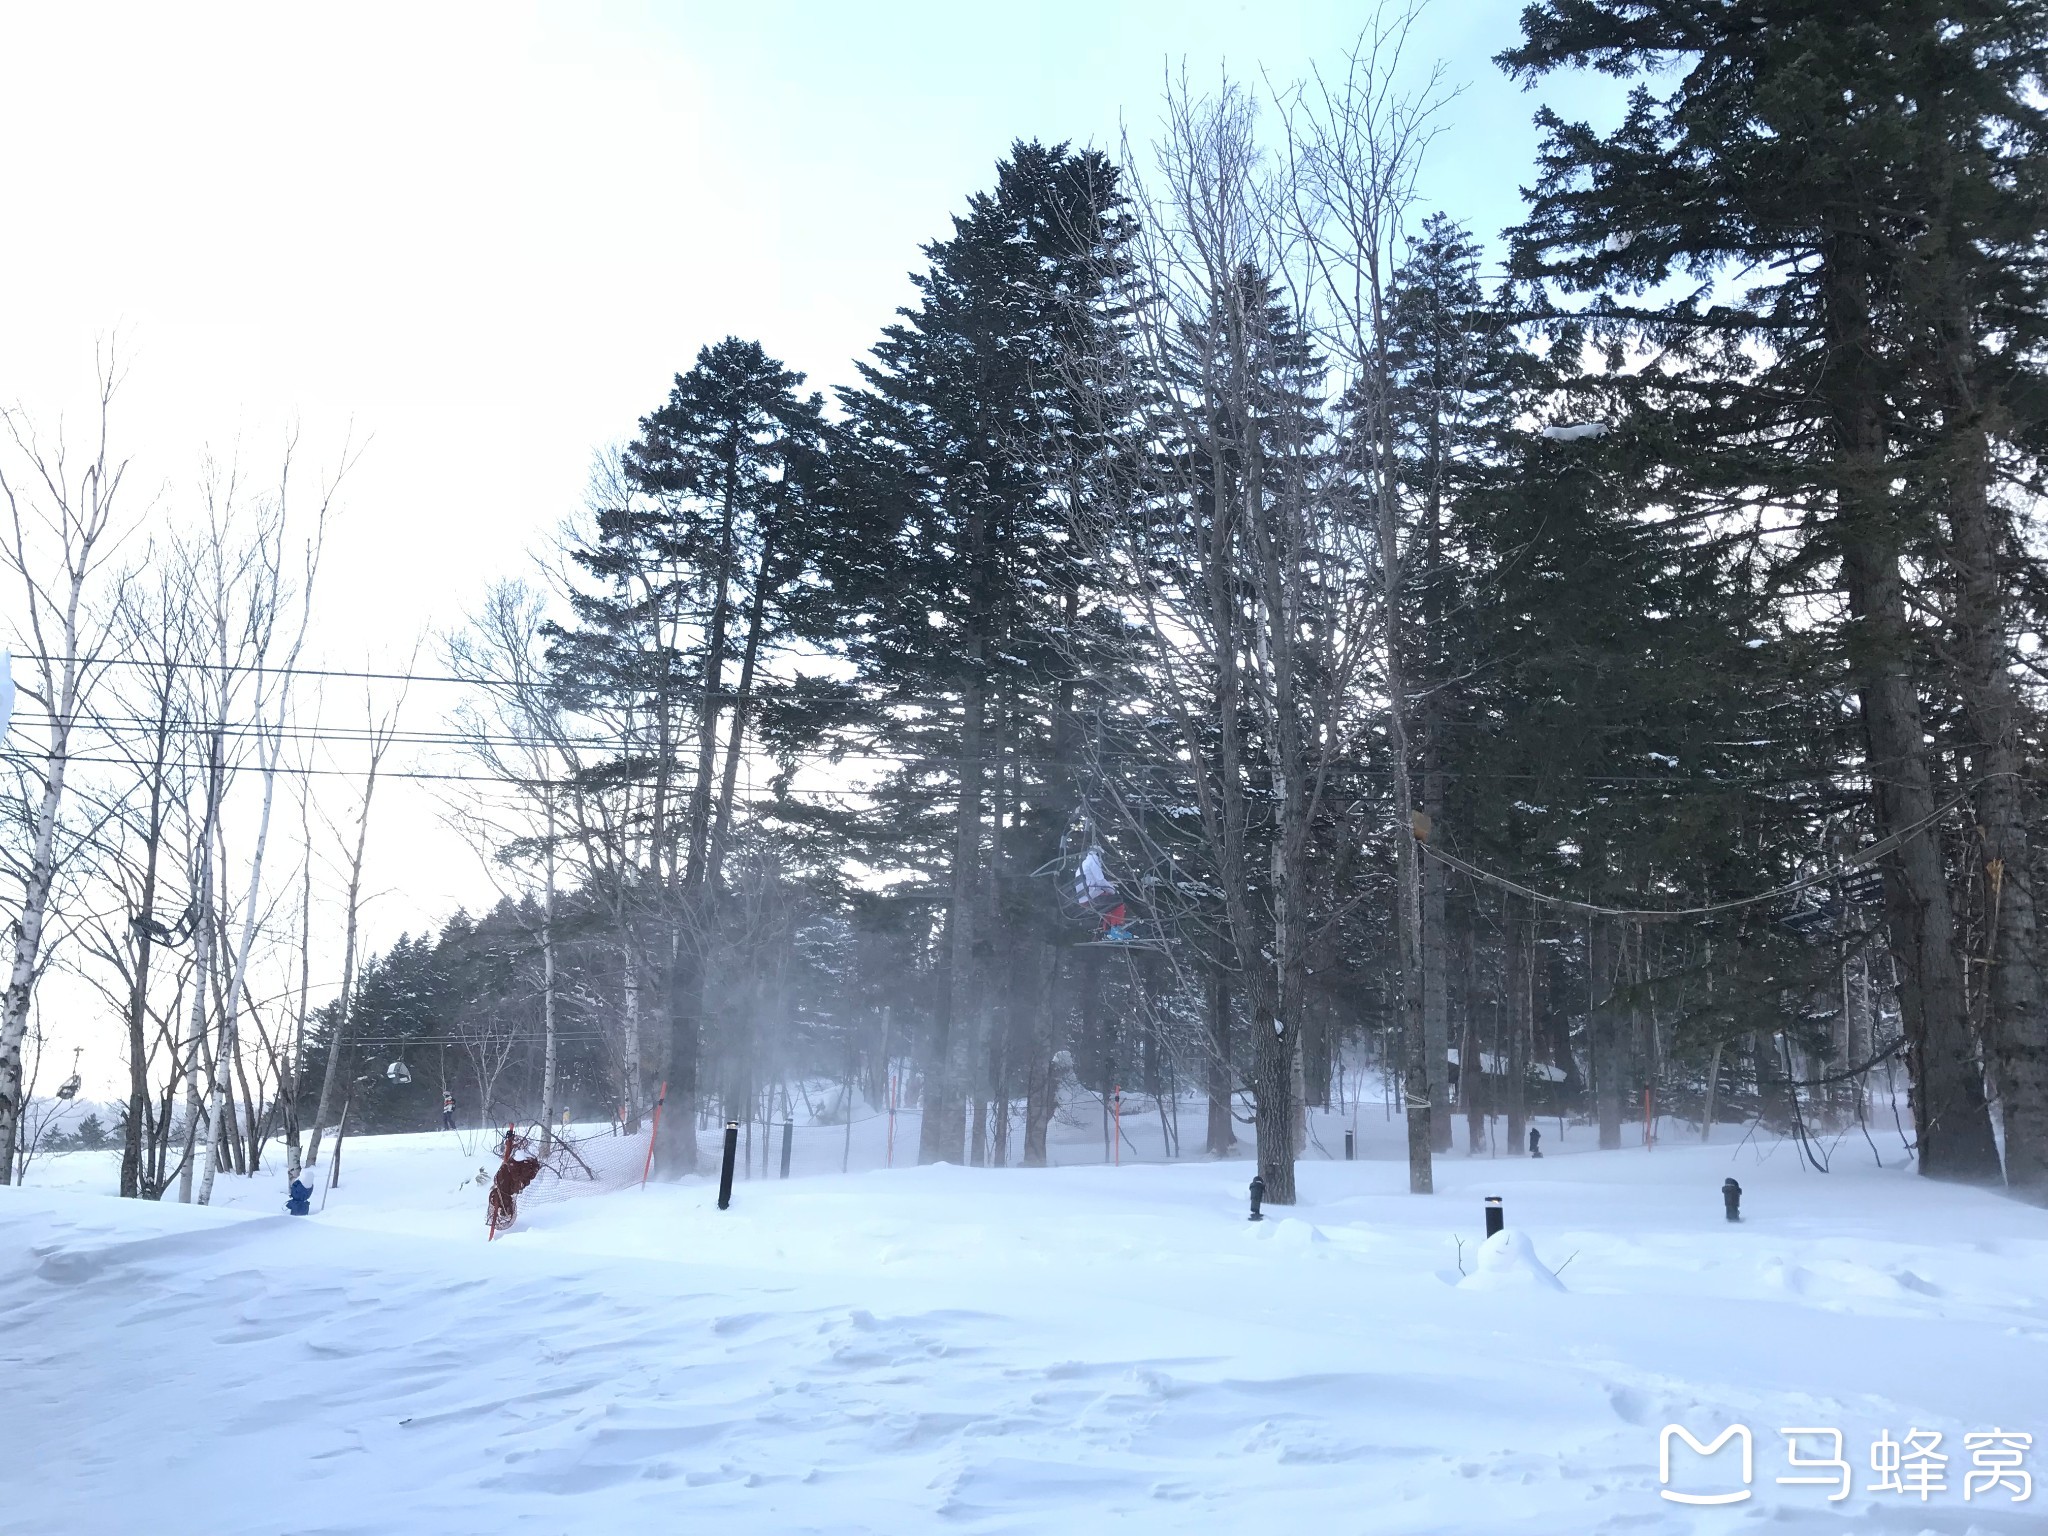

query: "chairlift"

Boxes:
[55, 1046, 82, 1101]
[1038, 804, 1173, 953]
[385, 1056, 413, 1085]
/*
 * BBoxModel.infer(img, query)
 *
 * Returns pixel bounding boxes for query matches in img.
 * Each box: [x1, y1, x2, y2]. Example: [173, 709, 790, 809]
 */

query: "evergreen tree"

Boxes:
[553, 338, 829, 1175]
[833, 141, 1136, 1164]
[1498, 0, 2048, 1185]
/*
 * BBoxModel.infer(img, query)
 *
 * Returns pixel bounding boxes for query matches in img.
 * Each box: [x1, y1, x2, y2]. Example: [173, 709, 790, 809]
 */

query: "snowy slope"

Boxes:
[4, 1110, 2044, 1535]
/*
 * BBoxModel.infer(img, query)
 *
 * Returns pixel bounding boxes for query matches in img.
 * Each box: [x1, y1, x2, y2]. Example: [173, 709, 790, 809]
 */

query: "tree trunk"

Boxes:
[305, 754, 378, 1171]
[1505, 909, 1530, 1154]
[199, 724, 285, 1205]
[1701, 1038, 1723, 1142]
[1940, 402, 2048, 1200]
[175, 751, 224, 1203]
[538, 802, 559, 1155]
[708, 536, 775, 888]
[1206, 960, 1235, 1155]
[1824, 244, 2001, 1182]
[619, 942, 643, 1132]
[0, 532, 95, 1183]
[1422, 758, 1451, 1152]
[922, 654, 983, 1167]
[122, 704, 172, 1198]
[1589, 919, 1623, 1151]
[1022, 957, 1058, 1168]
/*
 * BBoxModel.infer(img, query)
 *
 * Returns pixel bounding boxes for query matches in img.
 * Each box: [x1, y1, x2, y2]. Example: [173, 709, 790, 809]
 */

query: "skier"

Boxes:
[440, 1091, 456, 1131]
[1528, 1125, 1542, 1159]
[285, 1173, 314, 1216]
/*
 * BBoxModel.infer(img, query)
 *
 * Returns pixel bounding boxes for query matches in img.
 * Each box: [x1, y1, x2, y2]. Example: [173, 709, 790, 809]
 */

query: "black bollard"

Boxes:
[1722, 1177, 1742, 1223]
[779, 1120, 793, 1180]
[1484, 1195, 1504, 1238]
[717, 1121, 740, 1210]
[1344, 1129, 1355, 1161]
[1248, 1174, 1266, 1222]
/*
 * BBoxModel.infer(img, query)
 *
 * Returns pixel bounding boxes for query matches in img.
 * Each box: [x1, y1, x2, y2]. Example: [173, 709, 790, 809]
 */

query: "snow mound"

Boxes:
[1460, 1227, 1566, 1292]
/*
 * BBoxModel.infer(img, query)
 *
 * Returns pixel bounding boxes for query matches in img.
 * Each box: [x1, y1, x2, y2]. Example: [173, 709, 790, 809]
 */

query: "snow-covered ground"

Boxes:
[4, 1103, 2043, 1535]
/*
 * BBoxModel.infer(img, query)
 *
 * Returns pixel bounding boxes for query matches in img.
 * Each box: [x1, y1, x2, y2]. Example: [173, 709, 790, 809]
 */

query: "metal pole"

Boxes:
[717, 1121, 740, 1210]
[780, 1120, 793, 1179]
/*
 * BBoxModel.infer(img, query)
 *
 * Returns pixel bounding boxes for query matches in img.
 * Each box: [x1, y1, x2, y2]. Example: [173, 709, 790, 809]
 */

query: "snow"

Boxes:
[1459, 1226, 1566, 1292]
[5, 1105, 2046, 1534]
[1537, 422, 1609, 441]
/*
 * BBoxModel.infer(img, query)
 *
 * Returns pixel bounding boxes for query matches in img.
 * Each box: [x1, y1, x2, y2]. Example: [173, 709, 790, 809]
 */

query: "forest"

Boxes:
[5, 2, 2047, 1210]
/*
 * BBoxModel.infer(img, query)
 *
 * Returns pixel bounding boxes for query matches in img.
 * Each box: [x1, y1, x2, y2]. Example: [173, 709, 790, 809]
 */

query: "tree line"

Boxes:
[6, 2, 2046, 1207]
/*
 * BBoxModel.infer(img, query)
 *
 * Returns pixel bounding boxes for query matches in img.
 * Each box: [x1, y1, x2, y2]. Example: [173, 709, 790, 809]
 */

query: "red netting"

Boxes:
[485, 1121, 656, 1235]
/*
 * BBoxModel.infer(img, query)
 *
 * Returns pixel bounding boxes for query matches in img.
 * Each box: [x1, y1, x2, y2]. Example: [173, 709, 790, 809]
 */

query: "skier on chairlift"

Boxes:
[1074, 846, 1132, 942]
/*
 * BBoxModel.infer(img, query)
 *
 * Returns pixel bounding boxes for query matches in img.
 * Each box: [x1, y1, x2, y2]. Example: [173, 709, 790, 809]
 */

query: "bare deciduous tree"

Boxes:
[0, 354, 134, 1182]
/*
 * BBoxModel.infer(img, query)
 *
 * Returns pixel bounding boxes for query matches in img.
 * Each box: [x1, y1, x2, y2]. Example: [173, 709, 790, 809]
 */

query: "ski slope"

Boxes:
[4, 1105, 2043, 1535]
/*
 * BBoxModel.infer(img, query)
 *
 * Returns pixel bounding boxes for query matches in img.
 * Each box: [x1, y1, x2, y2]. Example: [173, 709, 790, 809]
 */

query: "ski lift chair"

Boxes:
[385, 1057, 413, 1085]
[55, 1046, 82, 1100]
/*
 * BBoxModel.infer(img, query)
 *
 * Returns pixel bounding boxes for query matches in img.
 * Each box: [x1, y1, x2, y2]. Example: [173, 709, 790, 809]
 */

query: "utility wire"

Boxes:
[1418, 776, 2006, 923]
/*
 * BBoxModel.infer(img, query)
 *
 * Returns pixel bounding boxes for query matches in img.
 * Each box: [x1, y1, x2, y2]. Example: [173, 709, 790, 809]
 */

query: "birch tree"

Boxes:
[193, 452, 329, 1204]
[0, 360, 133, 1182]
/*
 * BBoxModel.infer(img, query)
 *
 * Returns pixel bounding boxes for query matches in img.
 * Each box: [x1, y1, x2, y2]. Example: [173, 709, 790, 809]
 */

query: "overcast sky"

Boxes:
[0, 1, 1612, 1096]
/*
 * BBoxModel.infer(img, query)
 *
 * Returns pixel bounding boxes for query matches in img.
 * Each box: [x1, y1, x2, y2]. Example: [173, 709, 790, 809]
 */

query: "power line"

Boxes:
[14, 652, 528, 689]
[9, 710, 1867, 790]
[1418, 776, 2005, 923]
[12, 751, 886, 795]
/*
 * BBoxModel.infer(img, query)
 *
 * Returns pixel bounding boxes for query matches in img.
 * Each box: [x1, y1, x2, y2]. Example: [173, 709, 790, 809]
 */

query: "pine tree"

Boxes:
[554, 339, 828, 1176]
[1384, 214, 1528, 1149]
[833, 141, 1136, 1165]
[1497, 0, 2048, 1184]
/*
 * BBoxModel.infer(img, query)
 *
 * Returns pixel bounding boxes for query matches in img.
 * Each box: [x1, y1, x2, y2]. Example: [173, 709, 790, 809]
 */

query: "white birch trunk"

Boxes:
[197, 719, 285, 1204]
[539, 795, 559, 1152]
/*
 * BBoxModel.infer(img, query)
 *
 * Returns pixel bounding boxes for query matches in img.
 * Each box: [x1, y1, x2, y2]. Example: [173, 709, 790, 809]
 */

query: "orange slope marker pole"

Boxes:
[641, 1081, 668, 1188]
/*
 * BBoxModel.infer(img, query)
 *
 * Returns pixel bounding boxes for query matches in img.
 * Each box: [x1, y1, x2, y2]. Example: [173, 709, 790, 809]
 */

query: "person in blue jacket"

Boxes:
[286, 1174, 314, 1215]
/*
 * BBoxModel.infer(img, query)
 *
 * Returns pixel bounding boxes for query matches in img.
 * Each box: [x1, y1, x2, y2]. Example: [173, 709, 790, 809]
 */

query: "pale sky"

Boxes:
[0, 1, 1611, 1097]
